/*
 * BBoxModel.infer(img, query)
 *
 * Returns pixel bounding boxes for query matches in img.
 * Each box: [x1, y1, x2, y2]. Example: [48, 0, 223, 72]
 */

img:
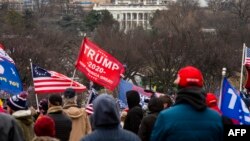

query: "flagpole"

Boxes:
[29, 59, 39, 112]
[218, 67, 226, 109]
[71, 33, 87, 87]
[86, 89, 93, 105]
[70, 69, 76, 87]
[86, 81, 94, 105]
[240, 43, 246, 91]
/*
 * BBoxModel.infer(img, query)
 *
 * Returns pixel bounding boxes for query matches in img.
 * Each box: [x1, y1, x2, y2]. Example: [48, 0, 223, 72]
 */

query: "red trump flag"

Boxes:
[75, 37, 125, 91]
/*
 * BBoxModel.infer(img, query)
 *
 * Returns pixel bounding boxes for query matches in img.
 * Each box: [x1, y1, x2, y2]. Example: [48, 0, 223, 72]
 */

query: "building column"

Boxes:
[125, 13, 127, 31]
[157, 0, 160, 5]
[146, 13, 150, 29]
[130, 12, 132, 29]
[136, 12, 139, 26]
[119, 13, 122, 30]
[142, 12, 145, 29]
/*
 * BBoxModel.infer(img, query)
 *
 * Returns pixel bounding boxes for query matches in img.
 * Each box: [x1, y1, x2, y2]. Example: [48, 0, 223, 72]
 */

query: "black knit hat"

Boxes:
[64, 88, 76, 99]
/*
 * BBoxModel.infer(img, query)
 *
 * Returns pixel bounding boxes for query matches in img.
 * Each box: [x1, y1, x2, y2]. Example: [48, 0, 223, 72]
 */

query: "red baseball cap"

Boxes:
[175, 66, 203, 88]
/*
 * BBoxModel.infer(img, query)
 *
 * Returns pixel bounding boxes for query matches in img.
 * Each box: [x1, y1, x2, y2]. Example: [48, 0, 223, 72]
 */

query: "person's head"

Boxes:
[34, 115, 56, 137]
[126, 90, 140, 109]
[39, 98, 48, 115]
[159, 95, 173, 109]
[174, 66, 204, 89]
[93, 94, 120, 128]
[48, 94, 62, 108]
[148, 97, 164, 113]
[6, 91, 28, 114]
[63, 88, 77, 105]
[205, 93, 221, 114]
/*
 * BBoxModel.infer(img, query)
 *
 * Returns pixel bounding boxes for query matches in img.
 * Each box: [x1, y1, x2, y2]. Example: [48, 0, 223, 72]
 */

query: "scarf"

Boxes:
[175, 87, 207, 111]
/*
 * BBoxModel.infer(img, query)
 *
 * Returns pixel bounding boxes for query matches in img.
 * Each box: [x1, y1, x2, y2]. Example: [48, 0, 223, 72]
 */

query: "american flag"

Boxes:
[245, 47, 250, 65]
[0, 43, 15, 64]
[85, 88, 98, 115]
[85, 103, 93, 115]
[32, 64, 86, 94]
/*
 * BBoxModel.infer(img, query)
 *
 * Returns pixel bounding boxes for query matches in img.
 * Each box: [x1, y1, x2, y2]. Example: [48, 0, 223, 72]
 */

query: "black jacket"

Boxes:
[138, 97, 164, 141]
[124, 90, 143, 134]
[47, 106, 72, 141]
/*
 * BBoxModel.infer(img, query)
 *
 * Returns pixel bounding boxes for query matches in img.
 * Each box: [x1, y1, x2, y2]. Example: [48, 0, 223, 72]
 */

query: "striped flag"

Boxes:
[244, 47, 250, 65]
[31, 64, 86, 94]
[245, 47, 250, 89]
[85, 103, 93, 115]
[85, 88, 98, 115]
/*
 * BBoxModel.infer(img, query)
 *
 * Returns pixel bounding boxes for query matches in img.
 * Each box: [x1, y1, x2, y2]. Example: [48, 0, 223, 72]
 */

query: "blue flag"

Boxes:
[0, 58, 23, 95]
[220, 77, 250, 125]
[118, 79, 133, 109]
[118, 79, 151, 109]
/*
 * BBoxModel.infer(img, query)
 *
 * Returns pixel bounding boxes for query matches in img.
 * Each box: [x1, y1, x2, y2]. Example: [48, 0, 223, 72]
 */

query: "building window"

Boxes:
[139, 13, 143, 20]
[144, 13, 148, 20]
[127, 13, 131, 20]
[133, 13, 137, 20]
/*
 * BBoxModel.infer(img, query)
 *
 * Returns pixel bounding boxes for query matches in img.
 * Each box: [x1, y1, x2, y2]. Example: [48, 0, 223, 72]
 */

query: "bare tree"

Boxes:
[206, 0, 224, 12]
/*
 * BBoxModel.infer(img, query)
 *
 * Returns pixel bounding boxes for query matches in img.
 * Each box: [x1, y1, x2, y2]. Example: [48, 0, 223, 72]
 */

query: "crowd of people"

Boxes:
[0, 65, 249, 141]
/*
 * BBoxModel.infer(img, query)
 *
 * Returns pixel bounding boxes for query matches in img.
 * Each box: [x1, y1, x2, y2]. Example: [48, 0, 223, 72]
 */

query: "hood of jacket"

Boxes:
[126, 91, 140, 109]
[63, 106, 84, 119]
[93, 94, 120, 128]
[12, 110, 33, 125]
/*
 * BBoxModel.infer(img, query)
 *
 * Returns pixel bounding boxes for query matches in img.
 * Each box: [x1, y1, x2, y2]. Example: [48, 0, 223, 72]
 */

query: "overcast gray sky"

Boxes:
[199, 0, 208, 7]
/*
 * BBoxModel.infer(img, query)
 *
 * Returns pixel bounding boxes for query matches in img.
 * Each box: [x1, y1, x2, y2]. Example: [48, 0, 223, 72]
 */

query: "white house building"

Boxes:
[93, 0, 170, 31]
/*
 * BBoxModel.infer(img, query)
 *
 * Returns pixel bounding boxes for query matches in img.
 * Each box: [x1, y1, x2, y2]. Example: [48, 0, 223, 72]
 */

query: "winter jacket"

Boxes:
[81, 94, 141, 141]
[150, 87, 223, 141]
[13, 110, 35, 141]
[0, 113, 24, 141]
[47, 106, 72, 141]
[124, 91, 143, 134]
[138, 97, 163, 141]
[63, 103, 92, 141]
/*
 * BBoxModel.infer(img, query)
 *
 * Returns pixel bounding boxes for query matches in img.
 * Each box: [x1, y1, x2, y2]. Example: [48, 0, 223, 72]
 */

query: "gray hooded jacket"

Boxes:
[0, 113, 24, 141]
[81, 94, 141, 141]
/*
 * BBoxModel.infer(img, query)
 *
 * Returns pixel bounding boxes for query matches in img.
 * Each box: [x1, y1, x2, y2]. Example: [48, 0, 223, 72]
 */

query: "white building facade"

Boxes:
[93, 0, 169, 31]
